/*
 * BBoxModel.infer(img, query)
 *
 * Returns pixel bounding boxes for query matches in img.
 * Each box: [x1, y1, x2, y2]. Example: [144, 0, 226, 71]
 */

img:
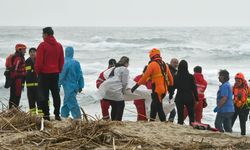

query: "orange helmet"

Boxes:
[235, 72, 245, 80]
[15, 43, 27, 52]
[149, 48, 160, 58]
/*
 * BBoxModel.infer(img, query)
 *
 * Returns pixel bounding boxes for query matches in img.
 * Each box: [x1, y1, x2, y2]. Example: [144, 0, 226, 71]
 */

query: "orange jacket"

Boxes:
[137, 59, 173, 101]
[233, 79, 249, 108]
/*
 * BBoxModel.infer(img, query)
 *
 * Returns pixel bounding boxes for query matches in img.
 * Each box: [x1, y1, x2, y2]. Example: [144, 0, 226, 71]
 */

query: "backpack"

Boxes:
[4, 54, 15, 88]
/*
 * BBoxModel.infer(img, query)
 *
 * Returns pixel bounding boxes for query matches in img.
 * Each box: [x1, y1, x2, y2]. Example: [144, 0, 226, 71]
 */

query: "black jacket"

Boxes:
[25, 57, 38, 87]
[174, 73, 198, 103]
[168, 64, 177, 98]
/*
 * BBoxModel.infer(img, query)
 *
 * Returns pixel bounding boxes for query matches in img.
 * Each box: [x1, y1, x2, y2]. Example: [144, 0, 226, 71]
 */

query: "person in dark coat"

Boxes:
[173, 60, 198, 125]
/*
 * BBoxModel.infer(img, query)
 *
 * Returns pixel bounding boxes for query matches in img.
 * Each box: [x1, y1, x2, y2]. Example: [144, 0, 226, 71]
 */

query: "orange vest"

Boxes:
[233, 86, 248, 108]
[138, 59, 173, 102]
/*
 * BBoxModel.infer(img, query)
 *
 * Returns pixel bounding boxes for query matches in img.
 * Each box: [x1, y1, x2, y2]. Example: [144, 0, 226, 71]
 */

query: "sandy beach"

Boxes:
[0, 109, 250, 150]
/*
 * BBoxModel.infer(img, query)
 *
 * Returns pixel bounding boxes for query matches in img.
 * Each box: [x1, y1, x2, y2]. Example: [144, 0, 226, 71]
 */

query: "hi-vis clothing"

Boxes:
[137, 58, 173, 102]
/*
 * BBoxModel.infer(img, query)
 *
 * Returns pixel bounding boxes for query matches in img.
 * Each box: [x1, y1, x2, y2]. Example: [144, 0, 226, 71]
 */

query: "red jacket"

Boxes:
[11, 52, 26, 79]
[96, 70, 106, 89]
[193, 73, 207, 101]
[35, 35, 64, 74]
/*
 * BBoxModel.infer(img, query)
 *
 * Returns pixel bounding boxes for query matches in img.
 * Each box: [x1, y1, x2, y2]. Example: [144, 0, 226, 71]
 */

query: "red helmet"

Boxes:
[149, 48, 160, 58]
[15, 43, 27, 52]
[235, 72, 245, 80]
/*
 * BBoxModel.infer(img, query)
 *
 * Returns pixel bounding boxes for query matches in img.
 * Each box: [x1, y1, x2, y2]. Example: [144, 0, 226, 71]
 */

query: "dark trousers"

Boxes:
[9, 78, 22, 109]
[150, 93, 166, 121]
[168, 108, 176, 122]
[232, 106, 249, 135]
[176, 100, 194, 125]
[38, 73, 61, 117]
[107, 100, 125, 121]
[27, 87, 39, 109]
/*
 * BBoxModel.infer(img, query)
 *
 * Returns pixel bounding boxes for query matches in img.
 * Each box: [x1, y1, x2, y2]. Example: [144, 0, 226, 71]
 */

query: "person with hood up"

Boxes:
[131, 48, 174, 122]
[100, 56, 129, 121]
[96, 59, 116, 120]
[35, 27, 64, 121]
[173, 60, 198, 125]
[59, 47, 84, 119]
[231, 73, 249, 135]
[6, 44, 26, 108]
[214, 70, 234, 133]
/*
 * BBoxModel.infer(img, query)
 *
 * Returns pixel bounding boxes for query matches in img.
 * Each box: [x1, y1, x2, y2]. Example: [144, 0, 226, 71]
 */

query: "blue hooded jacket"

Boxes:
[59, 47, 84, 92]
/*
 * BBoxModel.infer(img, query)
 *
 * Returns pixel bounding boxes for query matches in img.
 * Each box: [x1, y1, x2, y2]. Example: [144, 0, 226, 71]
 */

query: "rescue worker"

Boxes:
[173, 60, 198, 125]
[96, 59, 116, 120]
[183, 66, 207, 123]
[100, 56, 130, 121]
[167, 58, 179, 122]
[131, 48, 174, 122]
[133, 66, 152, 121]
[59, 47, 84, 119]
[35, 27, 64, 121]
[25, 47, 42, 115]
[232, 73, 249, 135]
[214, 70, 234, 133]
[8, 44, 26, 108]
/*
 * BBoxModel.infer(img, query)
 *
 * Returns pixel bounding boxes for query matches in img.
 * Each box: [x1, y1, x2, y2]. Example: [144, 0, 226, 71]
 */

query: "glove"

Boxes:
[131, 84, 139, 93]
[213, 106, 218, 113]
[79, 88, 82, 93]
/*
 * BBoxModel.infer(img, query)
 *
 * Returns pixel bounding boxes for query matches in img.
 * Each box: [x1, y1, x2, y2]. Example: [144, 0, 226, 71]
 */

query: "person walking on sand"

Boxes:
[167, 58, 179, 122]
[59, 47, 84, 119]
[99, 56, 130, 121]
[231, 73, 249, 135]
[214, 70, 234, 133]
[96, 59, 116, 120]
[131, 48, 173, 122]
[173, 60, 198, 125]
[35, 27, 64, 121]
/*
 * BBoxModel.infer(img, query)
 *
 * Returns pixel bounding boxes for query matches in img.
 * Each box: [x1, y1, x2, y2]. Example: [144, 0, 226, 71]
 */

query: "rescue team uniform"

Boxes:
[96, 68, 111, 120]
[134, 48, 174, 121]
[25, 57, 42, 115]
[5, 44, 26, 108]
[133, 75, 152, 121]
[183, 72, 207, 123]
[231, 73, 249, 135]
[35, 35, 64, 120]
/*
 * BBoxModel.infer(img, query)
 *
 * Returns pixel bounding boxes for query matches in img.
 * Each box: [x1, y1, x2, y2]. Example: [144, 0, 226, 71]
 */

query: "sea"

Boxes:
[0, 26, 250, 135]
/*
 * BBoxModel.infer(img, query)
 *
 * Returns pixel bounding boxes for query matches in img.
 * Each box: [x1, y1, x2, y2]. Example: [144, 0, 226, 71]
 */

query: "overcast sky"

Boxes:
[0, 0, 250, 27]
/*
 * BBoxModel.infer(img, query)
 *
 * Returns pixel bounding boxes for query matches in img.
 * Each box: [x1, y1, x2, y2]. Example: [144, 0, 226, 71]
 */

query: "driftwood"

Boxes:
[0, 107, 250, 149]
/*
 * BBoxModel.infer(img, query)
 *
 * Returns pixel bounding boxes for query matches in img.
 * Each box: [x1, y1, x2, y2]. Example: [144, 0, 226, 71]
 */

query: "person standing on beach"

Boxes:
[183, 66, 207, 123]
[231, 73, 249, 135]
[25, 47, 43, 116]
[133, 66, 152, 121]
[167, 58, 179, 122]
[35, 27, 64, 121]
[6, 44, 26, 108]
[59, 46, 84, 119]
[99, 56, 129, 121]
[131, 48, 173, 122]
[214, 70, 234, 132]
[96, 59, 116, 120]
[173, 60, 198, 125]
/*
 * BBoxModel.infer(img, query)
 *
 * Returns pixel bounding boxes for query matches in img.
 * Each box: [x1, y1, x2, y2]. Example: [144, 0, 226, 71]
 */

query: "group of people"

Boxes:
[3, 27, 250, 136]
[97, 48, 250, 136]
[4, 27, 84, 121]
